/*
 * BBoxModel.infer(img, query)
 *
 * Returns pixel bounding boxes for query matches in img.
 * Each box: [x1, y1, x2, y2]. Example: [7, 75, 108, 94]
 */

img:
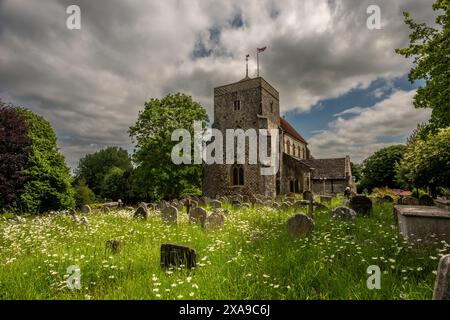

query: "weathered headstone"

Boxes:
[210, 200, 222, 209]
[419, 195, 434, 206]
[399, 196, 419, 205]
[189, 207, 207, 226]
[433, 254, 450, 300]
[331, 206, 357, 220]
[160, 244, 197, 270]
[204, 212, 225, 229]
[287, 214, 315, 237]
[349, 195, 372, 216]
[106, 239, 122, 254]
[103, 206, 111, 214]
[303, 191, 313, 201]
[134, 205, 149, 219]
[81, 205, 91, 214]
[320, 195, 332, 203]
[161, 206, 178, 224]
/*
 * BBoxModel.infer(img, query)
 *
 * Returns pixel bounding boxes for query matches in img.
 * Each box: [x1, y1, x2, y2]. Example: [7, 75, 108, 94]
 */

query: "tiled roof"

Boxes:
[280, 117, 307, 144]
[303, 158, 348, 180]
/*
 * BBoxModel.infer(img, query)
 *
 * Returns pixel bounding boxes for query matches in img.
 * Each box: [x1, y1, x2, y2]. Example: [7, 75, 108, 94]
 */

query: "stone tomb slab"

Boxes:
[394, 205, 450, 245]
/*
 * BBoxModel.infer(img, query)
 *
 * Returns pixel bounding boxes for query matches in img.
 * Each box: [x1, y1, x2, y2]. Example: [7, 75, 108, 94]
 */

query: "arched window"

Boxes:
[287, 141, 291, 155]
[232, 165, 244, 186]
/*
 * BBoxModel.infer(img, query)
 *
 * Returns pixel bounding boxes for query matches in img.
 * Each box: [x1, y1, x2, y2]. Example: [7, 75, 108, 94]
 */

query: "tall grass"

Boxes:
[0, 197, 447, 300]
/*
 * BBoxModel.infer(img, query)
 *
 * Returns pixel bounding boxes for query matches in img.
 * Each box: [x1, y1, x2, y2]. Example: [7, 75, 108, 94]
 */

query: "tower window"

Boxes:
[233, 100, 241, 111]
[232, 165, 244, 186]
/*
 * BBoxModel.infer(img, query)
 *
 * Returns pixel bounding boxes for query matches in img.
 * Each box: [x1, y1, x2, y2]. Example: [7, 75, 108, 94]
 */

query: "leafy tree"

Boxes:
[101, 166, 127, 201]
[360, 145, 407, 192]
[75, 147, 132, 197]
[395, 0, 450, 131]
[129, 93, 208, 201]
[15, 108, 75, 213]
[397, 127, 450, 196]
[350, 162, 363, 182]
[74, 179, 96, 208]
[0, 102, 32, 211]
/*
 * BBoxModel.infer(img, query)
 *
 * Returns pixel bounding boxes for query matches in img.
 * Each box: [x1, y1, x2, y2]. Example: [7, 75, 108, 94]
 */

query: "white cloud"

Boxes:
[334, 107, 365, 117]
[0, 0, 437, 168]
[308, 90, 431, 163]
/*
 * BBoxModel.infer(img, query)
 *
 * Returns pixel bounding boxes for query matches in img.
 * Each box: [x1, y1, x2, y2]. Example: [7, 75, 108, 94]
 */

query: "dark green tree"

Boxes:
[0, 102, 32, 211]
[360, 145, 407, 192]
[129, 93, 208, 201]
[74, 179, 96, 208]
[350, 162, 363, 182]
[15, 108, 75, 213]
[395, 0, 450, 131]
[75, 147, 132, 197]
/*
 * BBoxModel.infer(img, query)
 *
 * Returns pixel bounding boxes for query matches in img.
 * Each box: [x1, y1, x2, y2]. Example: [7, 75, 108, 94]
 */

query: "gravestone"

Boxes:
[204, 212, 225, 229]
[134, 205, 148, 219]
[160, 244, 196, 270]
[331, 206, 357, 220]
[349, 195, 372, 216]
[103, 206, 111, 214]
[320, 196, 332, 203]
[287, 214, 315, 237]
[419, 195, 434, 206]
[399, 197, 419, 205]
[106, 239, 122, 254]
[303, 191, 313, 201]
[161, 206, 178, 224]
[189, 207, 207, 226]
[232, 200, 242, 208]
[210, 200, 222, 209]
[433, 254, 450, 300]
[81, 205, 91, 214]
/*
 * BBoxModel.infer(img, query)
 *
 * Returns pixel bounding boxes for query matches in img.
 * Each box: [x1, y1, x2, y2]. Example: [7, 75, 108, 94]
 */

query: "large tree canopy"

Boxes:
[397, 127, 450, 194]
[396, 0, 450, 131]
[0, 107, 75, 213]
[360, 145, 407, 192]
[0, 102, 32, 211]
[75, 147, 132, 197]
[129, 93, 208, 201]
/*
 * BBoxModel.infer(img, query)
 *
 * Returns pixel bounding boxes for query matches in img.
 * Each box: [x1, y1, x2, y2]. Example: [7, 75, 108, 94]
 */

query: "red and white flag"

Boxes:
[257, 46, 267, 53]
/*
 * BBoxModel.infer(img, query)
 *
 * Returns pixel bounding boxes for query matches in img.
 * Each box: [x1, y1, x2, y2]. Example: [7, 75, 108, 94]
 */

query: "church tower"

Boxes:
[203, 76, 281, 198]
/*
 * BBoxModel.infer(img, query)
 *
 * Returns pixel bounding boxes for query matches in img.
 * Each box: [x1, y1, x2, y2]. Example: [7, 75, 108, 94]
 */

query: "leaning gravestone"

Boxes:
[204, 212, 225, 229]
[287, 214, 315, 237]
[349, 195, 372, 216]
[189, 207, 207, 226]
[331, 206, 357, 220]
[161, 206, 178, 224]
[433, 254, 450, 300]
[419, 195, 434, 206]
[134, 205, 149, 219]
[81, 205, 91, 214]
[160, 244, 197, 270]
[303, 191, 313, 201]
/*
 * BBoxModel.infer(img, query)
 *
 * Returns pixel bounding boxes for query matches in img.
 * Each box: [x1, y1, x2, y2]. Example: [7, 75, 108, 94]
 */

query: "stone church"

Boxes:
[203, 76, 355, 198]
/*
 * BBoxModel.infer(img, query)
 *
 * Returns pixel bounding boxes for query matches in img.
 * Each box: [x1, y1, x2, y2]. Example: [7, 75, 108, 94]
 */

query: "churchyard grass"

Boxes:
[0, 197, 448, 300]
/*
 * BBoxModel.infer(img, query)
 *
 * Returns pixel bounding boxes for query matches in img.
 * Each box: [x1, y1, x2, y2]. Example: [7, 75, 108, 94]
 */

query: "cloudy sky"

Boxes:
[0, 0, 436, 169]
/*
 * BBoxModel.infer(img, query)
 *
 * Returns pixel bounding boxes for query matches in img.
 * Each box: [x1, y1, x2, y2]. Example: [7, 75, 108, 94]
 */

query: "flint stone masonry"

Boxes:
[160, 244, 196, 270]
[433, 254, 450, 300]
[394, 205, 450, 245]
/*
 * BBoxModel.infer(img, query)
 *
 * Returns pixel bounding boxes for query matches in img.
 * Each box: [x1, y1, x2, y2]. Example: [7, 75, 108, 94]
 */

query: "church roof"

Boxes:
[280, 117, 307, 144]
[303, 158, 348, 180]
